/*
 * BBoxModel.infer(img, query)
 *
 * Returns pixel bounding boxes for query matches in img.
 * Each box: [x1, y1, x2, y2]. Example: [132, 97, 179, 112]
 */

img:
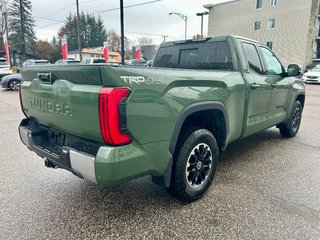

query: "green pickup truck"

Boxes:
[19, 35, 305, 202]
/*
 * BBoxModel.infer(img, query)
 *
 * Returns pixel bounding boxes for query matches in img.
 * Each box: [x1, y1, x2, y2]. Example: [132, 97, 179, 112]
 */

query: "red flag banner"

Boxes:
[103, 42, 109, 62]
[135, 45, 141, 59]
[3, 30, 10, 64]
[61, 35, 68, 60]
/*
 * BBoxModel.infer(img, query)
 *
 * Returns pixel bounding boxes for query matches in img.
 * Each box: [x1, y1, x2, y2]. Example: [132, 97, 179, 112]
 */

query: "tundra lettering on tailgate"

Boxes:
[28, 97, 72, 116]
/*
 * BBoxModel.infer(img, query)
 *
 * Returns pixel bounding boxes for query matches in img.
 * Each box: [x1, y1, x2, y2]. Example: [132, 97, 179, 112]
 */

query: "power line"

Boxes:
[94, 0, 162, 14]
[43, 4, 75, 18]
[34, 16, 64, 23]
[36, 22, 62, 30]
[40, 0, 98, 18]
[35, 0, 163, 24]
[35, 0, 99, 24]
[35, 0, 166, 39]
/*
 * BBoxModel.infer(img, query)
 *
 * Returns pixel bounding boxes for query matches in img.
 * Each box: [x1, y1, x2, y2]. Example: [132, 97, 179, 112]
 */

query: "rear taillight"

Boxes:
[99, 87, 131, 145]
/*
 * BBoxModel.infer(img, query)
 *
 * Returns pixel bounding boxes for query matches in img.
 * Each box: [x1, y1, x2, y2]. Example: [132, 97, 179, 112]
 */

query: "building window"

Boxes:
[266, 41, 273, 49]
[254, 21, 261, 30]
[268, 19, 275, 29]
[270, 0, 277, 6]
[256, 0, 263, 9]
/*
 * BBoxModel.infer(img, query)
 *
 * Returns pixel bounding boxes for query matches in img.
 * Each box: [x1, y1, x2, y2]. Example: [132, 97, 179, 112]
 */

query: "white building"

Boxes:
[204, 0, 319, 67]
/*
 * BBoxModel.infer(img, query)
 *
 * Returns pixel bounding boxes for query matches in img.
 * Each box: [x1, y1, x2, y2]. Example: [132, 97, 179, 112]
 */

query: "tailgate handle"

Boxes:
[37, 73, 52, 84]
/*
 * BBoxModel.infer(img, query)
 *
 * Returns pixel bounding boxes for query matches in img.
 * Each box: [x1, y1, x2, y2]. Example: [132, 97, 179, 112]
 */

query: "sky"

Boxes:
[30, 0, 228, 45]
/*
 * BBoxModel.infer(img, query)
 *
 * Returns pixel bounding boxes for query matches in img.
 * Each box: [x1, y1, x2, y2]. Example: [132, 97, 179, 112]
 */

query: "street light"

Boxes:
[169, 12, 188, 39]
[196, 11, 209, 37]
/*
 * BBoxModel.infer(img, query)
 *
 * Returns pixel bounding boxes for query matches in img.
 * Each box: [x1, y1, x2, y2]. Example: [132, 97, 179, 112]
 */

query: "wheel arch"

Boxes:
[295, 92, 305, 108]
[169, 101, 229, 155]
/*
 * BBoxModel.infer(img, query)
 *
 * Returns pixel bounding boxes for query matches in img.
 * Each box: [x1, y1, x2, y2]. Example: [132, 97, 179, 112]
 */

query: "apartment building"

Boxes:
[204, 0, 319, 67]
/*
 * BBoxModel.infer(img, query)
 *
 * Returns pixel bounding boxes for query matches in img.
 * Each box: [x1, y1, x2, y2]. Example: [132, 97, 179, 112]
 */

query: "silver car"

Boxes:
[0, 58, 13, 78]
[302, 67, 320, 84]
[0, 73, 23, 91]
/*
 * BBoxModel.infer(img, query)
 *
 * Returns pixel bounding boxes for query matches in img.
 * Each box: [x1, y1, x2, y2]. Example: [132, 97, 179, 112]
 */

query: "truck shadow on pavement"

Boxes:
[61, 128, 286, 209]
[19, 127, 302, 238]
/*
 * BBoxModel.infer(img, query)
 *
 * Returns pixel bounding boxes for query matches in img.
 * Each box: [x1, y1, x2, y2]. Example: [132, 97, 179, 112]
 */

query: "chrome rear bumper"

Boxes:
[19, 120, 97, 184]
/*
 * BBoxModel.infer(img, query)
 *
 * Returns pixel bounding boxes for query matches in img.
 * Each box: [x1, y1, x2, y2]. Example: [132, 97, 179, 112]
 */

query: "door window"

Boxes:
[260, 47, 283, 75]
[242, 42, 264, 74]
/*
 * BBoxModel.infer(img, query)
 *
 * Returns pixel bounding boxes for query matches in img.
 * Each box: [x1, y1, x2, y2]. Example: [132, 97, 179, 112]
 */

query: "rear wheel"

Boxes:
[279, 101, 303, 137]
[168, 128, 218, 202]
[8, 80, 20, 91]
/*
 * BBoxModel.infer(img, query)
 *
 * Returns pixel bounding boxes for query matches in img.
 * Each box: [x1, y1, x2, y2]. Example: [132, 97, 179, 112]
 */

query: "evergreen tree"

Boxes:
[58, 12, 107, 51]
[8, 0, 36, 62]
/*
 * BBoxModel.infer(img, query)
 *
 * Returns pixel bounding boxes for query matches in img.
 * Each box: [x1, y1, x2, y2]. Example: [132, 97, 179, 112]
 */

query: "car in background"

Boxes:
[0, 73, 23, 90]
[302, 66, 320, 84]
[81, 58, 107, 64]
[22, 59, 51, 67]
[146, 60, 153, 68]
[55, 59, 81, 65]
[305, 59, 320, 71]
[0, 58, 13, 77]
[126, 59, 147, 66]
[2, 59, 50, 91]
[17, 59, 51, 73]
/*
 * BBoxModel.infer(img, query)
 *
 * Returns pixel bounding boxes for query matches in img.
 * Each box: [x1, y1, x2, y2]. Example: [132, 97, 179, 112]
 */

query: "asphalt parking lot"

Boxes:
[0, 84, 319, 240]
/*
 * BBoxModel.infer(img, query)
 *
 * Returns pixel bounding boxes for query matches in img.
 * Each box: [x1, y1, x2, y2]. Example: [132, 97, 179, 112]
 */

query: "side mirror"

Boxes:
[287, 64, 300, 77]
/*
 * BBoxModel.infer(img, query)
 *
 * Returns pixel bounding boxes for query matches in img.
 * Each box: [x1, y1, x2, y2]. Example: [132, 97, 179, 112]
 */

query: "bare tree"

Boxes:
[137, 36, 153, 46]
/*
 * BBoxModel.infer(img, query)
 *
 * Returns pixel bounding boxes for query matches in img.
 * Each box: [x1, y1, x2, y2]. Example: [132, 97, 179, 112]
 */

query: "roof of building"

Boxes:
[69, 48, 120, 57]
[203, 0, 239, 9]
[81, 48, 120, 56]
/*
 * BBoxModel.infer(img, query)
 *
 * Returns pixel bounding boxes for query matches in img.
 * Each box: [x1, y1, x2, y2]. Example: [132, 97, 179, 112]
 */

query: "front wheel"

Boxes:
[279, 101, 303, 137]
[8, 80, 20, 91]
[168, 128, 219, 202]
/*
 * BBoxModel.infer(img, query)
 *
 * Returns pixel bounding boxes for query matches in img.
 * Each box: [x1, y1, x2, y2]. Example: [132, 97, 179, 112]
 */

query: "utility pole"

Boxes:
[120, 0, 125, 65]
[76, 0, 82, 60]
[162, 35, 168, 42]
[19, 0, 26, 62]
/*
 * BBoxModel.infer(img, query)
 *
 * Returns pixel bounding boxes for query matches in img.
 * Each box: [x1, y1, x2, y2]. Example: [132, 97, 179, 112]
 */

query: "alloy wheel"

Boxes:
[185, 143, 212, 189]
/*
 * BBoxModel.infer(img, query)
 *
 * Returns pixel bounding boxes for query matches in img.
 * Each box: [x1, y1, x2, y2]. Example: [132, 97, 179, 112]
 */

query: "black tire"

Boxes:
[279, 100, 303, 137]
[168, 128, 219, 202]
[8, 80, 20, 91]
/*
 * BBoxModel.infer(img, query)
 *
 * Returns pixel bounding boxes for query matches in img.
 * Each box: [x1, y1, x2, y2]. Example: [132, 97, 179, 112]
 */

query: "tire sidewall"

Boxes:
[176, 129, 219, 199]
[9, 80, 19, 91]
[288, 101, 302, 135]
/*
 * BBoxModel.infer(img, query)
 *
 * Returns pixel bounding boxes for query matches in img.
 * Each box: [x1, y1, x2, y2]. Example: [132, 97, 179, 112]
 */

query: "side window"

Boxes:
[242, 42, 264, 74]
[260, 47, 283, 75]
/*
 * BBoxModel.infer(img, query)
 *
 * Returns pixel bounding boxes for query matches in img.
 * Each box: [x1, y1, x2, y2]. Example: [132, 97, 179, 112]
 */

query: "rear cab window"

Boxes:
[153, 41, 234, 70]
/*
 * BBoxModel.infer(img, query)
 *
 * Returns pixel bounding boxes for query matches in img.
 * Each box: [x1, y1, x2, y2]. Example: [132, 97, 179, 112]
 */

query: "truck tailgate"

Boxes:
[20, 65, 104, 143]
